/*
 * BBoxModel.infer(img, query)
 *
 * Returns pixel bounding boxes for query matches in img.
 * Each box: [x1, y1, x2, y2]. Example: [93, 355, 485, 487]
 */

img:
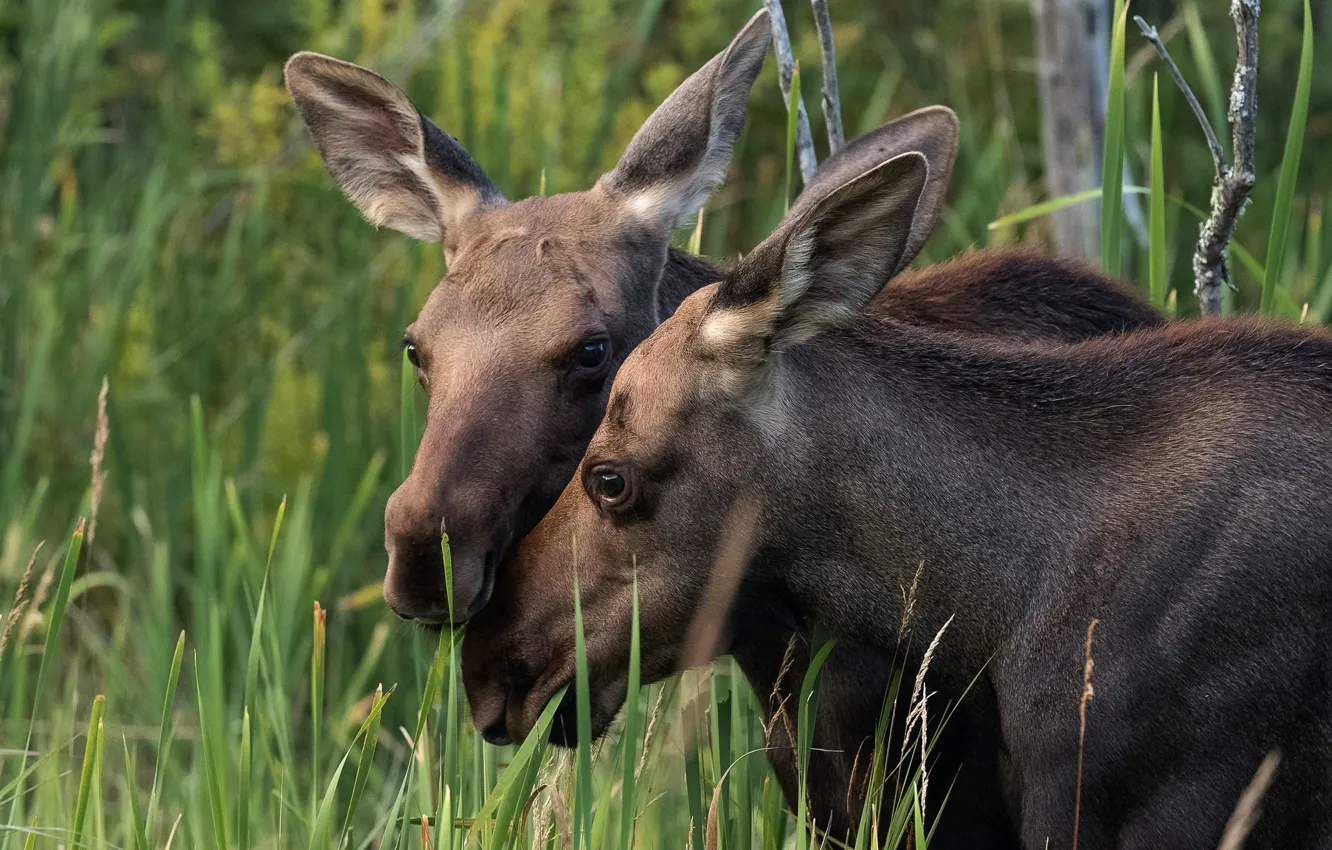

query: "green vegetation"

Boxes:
[1, 0, 1327, 846]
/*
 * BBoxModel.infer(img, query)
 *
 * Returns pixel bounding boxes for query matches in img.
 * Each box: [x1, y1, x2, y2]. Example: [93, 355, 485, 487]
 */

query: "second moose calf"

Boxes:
[463, 120, 1332, 847]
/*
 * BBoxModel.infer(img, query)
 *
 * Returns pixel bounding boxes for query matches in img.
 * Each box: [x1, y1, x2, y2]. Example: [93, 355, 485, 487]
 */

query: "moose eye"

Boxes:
[595, 472, 625, 500]
[575, 339, 609, 370]
[586, 465, 633, 511]
[403, 339, 421, 369]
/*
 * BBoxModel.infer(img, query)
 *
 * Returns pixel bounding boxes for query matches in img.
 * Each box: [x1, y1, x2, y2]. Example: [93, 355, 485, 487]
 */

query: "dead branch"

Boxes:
[1136, 1, 1260, 315]
[810, 0, 844, 153]
[763, 0, 818, 185]
[1133, 17, 1224, 178]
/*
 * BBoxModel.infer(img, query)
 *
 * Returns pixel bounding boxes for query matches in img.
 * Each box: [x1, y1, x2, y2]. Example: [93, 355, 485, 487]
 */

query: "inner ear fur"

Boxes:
[285, 51, 504, 249]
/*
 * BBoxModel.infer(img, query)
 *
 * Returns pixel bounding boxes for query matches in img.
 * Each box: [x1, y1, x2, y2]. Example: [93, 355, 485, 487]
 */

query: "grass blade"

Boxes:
[4, 520, 83, 837]
[1260, 0, 1314, 313]
[71, 694, 106, 847]
[794, 637, 836, 850]
[311, 601, 327, 825]
[144, 630, 186, 845]
[1100, 0, 1129, 277]
[122, 734, 149, 850]
[238, 708, 252, 850]
[1149, 73, 1168, 308]
[194, 651, 229, 850]
[989, 187, 1148, 231]
[618, 572, 642, 850]
[340, 684, 391, 847]
[572, 554, 594, 850]
[467, 685, 565, 843]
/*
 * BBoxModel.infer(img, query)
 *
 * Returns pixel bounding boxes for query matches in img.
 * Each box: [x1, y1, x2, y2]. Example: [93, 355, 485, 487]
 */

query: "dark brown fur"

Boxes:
[289, 18, 1162, 846]
[462, 139, 1332, 848]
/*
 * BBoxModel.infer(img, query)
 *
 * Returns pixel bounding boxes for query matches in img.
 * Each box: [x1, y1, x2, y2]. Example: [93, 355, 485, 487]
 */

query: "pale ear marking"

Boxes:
[602, 9, 770, 230]
[699, 295, 777, 351]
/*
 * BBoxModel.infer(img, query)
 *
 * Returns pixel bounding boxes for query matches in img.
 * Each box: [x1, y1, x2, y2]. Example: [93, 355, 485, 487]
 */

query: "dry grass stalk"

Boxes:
[86, 376, 109, 553]
[636, 683, 667, 780]
[846, 738, 867, 815]
[898, 559, 926, 641]
[901, 614, 953, 823]
[1216, 750, 1281, 850]
[1072, 617, 1099, 850]
[764, 633, 800, 757]
[0, 540, 42, 657]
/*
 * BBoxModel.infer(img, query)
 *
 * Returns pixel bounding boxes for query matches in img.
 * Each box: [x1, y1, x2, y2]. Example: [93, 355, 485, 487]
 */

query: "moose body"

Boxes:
[287, 12, 1163, 843]
[461, 130, 1332, 846]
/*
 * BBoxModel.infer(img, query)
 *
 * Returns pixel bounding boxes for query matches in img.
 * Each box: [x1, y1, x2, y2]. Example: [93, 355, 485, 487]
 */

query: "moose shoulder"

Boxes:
[462, 143, 1332, 846]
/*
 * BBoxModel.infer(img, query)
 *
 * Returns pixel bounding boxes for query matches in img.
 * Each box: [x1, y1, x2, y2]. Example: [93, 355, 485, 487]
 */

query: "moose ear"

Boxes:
[797, 106, 958, 272]
[598, 9, 771, 231]
[702, 151, 929, 357]
[284, 52, 504, 254]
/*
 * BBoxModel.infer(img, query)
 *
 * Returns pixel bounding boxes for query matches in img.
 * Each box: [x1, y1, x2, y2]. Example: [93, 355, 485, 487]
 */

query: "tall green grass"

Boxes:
[0, 0, 1325, 847]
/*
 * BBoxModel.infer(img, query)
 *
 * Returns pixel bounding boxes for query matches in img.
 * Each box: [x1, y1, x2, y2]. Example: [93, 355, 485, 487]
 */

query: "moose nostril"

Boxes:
[480, 719, 511, 747]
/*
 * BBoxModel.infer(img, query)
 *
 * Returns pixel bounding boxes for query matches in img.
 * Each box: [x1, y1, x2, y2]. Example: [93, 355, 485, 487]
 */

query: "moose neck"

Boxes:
[751, 320, 1145, 680]
[657, 246, 723, 320]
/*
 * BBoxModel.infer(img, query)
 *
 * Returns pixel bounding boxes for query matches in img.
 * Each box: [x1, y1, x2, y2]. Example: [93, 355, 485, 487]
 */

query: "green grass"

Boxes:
[1099, 0, 1129, 279]
[0, 0, 1325, 846]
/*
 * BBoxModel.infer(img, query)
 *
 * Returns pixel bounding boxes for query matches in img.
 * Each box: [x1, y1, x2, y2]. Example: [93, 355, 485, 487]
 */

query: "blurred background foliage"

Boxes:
[0, 0, 1327, 837]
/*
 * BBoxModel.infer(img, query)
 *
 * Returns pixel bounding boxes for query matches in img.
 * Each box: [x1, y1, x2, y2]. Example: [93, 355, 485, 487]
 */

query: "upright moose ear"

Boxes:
[797, 106, 958, 271]
[702, 151, 929, 357]
[284, 52, 505, 255]
[598, 9, 771, 231]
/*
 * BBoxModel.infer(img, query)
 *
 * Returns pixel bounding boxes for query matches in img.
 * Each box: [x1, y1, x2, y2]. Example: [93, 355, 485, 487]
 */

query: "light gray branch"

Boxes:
[1136, 0, 1259, 315]
[763, 0, 818, 185]
[810, 0, 844, 153]
[1134, 16, 1224, 180]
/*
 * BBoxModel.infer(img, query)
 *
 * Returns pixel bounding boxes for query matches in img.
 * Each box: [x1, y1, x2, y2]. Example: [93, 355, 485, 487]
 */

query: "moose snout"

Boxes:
[383, 481, 502, 624]
[461, 616, 556, 745]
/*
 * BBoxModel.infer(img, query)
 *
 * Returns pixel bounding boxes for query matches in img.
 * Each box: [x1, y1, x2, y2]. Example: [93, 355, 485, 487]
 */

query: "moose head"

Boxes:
[459, 125, 950, 744]
[285, 11, 772, 622]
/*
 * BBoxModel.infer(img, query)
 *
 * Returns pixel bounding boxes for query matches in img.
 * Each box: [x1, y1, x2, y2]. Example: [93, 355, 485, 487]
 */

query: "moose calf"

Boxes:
[461, 122, 1332, 847]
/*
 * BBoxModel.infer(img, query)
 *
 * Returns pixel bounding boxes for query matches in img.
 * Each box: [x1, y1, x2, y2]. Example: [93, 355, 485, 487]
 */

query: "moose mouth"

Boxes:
[409, 549, 499, 631]
[477, 659, 628, 748]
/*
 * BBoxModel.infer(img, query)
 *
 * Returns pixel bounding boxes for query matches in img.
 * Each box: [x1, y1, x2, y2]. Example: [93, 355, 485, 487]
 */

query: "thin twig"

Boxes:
[1136, 0, 1260, 315]
[763, 0, 818, 185]
[809, 0, 844, 153]
[1134, 16, 1224, 179]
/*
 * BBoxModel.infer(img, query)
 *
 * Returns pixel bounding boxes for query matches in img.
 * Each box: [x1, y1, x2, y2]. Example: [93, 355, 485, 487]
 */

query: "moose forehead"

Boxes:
[595, 287, 714, 446]
[410, 192, 658, 341]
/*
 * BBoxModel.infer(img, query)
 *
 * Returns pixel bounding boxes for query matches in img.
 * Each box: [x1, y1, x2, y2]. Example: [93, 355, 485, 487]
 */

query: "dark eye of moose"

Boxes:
[595, 472, 625, 501]
[403, 339, 421, 369]
[575, 339, 609, 370]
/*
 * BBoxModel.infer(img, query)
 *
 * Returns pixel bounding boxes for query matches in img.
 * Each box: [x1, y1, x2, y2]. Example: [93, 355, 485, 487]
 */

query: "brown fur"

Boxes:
[461, 139, 1332, 848]
[289, 18, 1161, 846]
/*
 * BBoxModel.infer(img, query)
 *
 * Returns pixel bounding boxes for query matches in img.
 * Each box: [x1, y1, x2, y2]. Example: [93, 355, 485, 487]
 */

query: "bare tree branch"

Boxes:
[763, 0, 818, 185]
[810, 0, 844, 153]
[1137, 0, 1259, 315]
[1134, 16, 1224, 180]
